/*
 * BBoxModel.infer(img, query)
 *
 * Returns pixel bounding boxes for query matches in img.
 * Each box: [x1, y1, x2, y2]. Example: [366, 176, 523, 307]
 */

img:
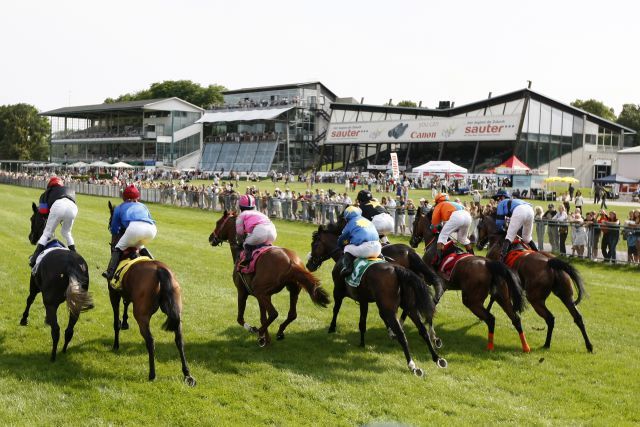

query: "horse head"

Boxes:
[29, 202, 46, 245]
[410, 208, 429, 248]
[209, 210, 236, 246]
[476, 212, 501, 251]
[306, 225, 340, 272]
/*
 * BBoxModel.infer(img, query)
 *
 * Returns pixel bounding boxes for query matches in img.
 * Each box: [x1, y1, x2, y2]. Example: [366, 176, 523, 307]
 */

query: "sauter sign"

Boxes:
[325, 114, 520, 144]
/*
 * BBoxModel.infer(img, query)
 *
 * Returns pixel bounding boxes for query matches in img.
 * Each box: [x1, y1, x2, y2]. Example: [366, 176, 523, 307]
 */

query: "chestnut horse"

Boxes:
[208, 210, 330, 347]
[107, 201, 195, 385]
[476, 212, 593, 352]
[306, 224, 445, 348]
[23, 202, 94, 361]
[410, 208, 531, 352]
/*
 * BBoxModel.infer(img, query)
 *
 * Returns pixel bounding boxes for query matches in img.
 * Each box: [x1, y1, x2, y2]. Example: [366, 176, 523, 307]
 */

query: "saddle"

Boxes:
[504, 239, 534, 269]
[437, 241, 473, 281]
[111, 256, 152, 289]
[31, 240, 68, 275]
[236, 245, 277, 274]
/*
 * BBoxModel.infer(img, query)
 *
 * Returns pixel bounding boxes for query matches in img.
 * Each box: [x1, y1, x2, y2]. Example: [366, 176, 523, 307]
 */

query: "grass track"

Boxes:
[0, 183, 639, 426]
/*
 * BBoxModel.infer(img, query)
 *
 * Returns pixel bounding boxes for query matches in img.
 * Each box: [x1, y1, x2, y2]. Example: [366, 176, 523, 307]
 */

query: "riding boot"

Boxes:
[340, 252, 355, 277]
[102, 248, 123, 282]
[500, 240, 511, 262]
[139, 247, 154, 259]
[29, 244, 45, 267]
[240, 245, 255, 267]
[527, 240, 539, 252]
[68, 245, 76, 252]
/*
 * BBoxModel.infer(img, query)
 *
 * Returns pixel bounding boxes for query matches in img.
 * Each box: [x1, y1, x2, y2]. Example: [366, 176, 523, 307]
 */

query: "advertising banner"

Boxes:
[390, 152, 399, 178]
[326, 115, 520, 144]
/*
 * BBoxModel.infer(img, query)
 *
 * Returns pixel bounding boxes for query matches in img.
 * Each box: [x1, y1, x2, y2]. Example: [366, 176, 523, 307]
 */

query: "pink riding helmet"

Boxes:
[239, 194, 256, 209]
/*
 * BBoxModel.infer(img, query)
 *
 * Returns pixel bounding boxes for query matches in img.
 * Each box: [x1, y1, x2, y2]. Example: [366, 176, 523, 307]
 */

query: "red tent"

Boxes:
[486, 155, 530, 173]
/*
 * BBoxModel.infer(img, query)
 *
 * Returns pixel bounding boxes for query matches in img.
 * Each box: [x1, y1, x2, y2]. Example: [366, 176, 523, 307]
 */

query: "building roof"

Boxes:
[223, 81, 337, 99]
[330, 88, 636, 134]
[197, 106, 294, 123]
[40, 97, 202, 117]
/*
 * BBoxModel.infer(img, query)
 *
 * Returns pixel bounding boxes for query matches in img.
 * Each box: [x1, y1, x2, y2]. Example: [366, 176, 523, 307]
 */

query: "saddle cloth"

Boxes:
[504, 239, 534, 269]
[32, 240, 67, 275]
[346, 257, 385, 288]
[236, 245, 277, 274]
[439, 250, 473, 281]
[111, 256, 152, 289]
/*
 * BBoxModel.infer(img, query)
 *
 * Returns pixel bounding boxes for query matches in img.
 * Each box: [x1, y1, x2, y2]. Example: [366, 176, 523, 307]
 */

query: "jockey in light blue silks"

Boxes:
[493, 189, 538, 260]
[337, 206, 382, 277]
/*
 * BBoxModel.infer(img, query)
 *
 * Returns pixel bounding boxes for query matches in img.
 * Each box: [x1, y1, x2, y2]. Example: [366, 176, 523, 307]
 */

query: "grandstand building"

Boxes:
[197, 82, 337, 174]
[41, 98, 203, 167]
[325, 88, 637, 185]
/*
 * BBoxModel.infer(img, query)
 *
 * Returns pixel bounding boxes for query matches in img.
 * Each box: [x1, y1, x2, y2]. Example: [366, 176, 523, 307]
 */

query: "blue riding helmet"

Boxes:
[344, 206, 362, 220]
[492, 189, 511, 200]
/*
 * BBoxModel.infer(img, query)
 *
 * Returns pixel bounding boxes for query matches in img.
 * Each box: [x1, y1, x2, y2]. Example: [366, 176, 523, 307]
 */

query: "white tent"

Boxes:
[412, 161, 467, 174]
[88, 161, 111, 167]
[66, 161, 89, 168]
[110, 161, 134, 169]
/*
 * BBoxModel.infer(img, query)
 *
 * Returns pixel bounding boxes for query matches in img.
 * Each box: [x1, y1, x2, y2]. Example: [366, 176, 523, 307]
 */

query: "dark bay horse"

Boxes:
[23, 202, 94, 361]
[107, 201, 195, 385]
[410, 208, 531, 353]
[208, 210, 331, 347]
[306, 225, 447, 375]
[306, 224, 444, 348]
[476, 212, 593, 352]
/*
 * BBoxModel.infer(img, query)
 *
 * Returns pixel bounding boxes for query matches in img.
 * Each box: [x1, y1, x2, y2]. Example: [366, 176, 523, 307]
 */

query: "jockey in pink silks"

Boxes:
[236, 194, 277, 266]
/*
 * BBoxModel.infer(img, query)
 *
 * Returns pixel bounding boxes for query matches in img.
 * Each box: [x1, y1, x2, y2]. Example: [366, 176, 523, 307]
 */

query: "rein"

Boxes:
[212, 213, 236, 242]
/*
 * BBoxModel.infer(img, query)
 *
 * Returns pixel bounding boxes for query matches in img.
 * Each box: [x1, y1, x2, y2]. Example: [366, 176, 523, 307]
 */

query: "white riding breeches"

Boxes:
[437, 209, 472, 245]
[506, 204, 534, 243]
[344, 240, 382, 258]
[38, 198, 78, 246]
[372, 213, 394, 235]
[244, 223, 277, 246]
[116, 221, 157, 250]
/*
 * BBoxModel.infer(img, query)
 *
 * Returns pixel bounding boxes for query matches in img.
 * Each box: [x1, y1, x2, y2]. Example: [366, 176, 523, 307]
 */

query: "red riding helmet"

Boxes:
[123, 185, 140, 201]
[47, 176, 63, 187]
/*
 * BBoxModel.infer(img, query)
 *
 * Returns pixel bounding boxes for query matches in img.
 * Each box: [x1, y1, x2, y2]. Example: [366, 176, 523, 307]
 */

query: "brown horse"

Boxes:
[476, 212, 593, 352]
[410, 208, 531, 352]
[107, 201, 195, 385]
[208, 210, 330, 347]
[306, 225, 447, 375]
[306, 224, 445, 348]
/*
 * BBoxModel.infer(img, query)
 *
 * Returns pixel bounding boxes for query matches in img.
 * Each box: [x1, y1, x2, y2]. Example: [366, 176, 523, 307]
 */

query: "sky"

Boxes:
[1, 0, 638, 114]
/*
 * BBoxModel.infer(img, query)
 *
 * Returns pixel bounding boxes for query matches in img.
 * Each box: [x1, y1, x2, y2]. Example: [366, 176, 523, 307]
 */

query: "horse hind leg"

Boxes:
[122, 300, 130, 330]
[494, 289, 531, 353]
[529, 299, 555, 349]
[381, 309, 423, 377]
[359, 302, 369, 347]
[62, 312, 79, 353]
[174, 323, 196, 386]
[407, 310, 447, 368]
[557, 294, 593, 352]
[276, 285, 300, 340]
[45, 305, 60, 362]
[20, 280, 39, 326]
[464, 296, 497, 351]
[136, 317, 156, 381]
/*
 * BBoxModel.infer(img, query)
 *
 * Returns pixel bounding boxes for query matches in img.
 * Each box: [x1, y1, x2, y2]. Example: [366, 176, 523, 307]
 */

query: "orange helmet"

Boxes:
[434, 193, 449, 205]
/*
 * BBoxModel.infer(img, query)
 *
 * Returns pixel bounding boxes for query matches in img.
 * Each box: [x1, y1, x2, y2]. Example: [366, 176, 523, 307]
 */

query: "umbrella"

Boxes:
[544, 176, 562, 183]
[88, 161, 111, 167]
[560, 177, 579, 184]
[110, 161, 134, 169]
[66, 161, 89, 168]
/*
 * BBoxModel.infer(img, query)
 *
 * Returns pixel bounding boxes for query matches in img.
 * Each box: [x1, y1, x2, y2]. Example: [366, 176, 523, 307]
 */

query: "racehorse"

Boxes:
[306, 224, 445, 348]
[208, 210, 331, 347]
[476, 212, 593, 352]
[410, 208, 531, 353]
[107, 201, 195, 385]
[306, 225, 447, 375]
[22, 202, 94, 361]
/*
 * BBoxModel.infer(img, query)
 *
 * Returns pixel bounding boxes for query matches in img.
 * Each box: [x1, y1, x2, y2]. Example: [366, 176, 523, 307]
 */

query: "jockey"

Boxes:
[102, 185, 157, 282]
[30, 176, 78, 267]
[236, 194, 277, 267]
[338, 206, 382, 277]
[493, 189, 538, 260]
[356, 190, 394, 244]
[431, 193, 473, 264]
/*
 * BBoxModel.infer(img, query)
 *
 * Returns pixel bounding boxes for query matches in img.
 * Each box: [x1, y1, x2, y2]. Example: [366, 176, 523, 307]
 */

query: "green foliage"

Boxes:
[1, 183, 639, 425]
[105, 80, 226, 108]
[0, 104, 50, 160]
[570, 99, 616, 121]
[617, 103, 640, 145]
[397, 100, 418, 108]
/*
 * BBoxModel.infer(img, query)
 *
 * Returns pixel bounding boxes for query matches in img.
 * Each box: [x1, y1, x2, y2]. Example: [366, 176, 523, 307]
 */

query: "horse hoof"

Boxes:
[19, 318, 28, 326]
[121, 322, 129, 330]
[412, 367, 424, 377]
[387, 328, 397, 340]
[276, 332, 285, 340]
[434, 338, 443, 349]
[249, 326, 259, 335]
[437, 358, 448, 369]
[258, 336, 268, 347]
[184, 376, 197, 387]
[587, 344, 594, 353]
[328, 327, 336, 334]
[148, 375, 156, 382]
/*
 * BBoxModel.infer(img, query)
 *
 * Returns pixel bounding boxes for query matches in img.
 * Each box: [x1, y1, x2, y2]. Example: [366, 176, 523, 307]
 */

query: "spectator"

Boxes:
[574, 190, 584, 212]
[553, 205, 569, 255]
[600, 187, 608, 209]
[568, 183, 575, 200]
[601, 211, 620, 263]
[534, 205, 545, 250]
[561, 192, 571, 213]
[584, 210, 601, 259]
[623, 211, 637, 263]
[570, 211, 587, 258]
[544, 203, 558, 252]
[406, 199, 416, 235]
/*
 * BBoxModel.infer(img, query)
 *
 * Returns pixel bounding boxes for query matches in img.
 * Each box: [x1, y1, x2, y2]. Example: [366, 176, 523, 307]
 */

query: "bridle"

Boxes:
[210, 213, 235, 246]
[307, 230, 342, 270]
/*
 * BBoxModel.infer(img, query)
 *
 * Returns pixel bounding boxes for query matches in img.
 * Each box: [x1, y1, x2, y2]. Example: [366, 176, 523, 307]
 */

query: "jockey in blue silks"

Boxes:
[493, 189, 538, 261]
[337, 206, 382, 277]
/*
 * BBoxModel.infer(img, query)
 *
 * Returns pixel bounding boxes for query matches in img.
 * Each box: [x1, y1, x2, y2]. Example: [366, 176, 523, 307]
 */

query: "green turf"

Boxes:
[1, 183, 638, 425]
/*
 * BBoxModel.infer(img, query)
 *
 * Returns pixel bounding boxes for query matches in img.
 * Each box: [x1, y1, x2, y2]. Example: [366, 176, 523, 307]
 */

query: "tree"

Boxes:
[570, 99, 616, 121]
[105, 80, 226, 108]
[617, 103, 640, 146]
[0, 104, 50, 160]
[397, 100, 418, 108]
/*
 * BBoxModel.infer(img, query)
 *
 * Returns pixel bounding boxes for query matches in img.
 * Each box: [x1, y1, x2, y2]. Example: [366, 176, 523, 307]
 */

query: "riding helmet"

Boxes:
[47, 176, 63, 187]
[343, 205, 362, 220]
[357, 190, 372, 204]
[123, 184, 140, 201]
[434, 193, 449, 205]
[238, 194, 256, 210]
[492, 189, 510, 200]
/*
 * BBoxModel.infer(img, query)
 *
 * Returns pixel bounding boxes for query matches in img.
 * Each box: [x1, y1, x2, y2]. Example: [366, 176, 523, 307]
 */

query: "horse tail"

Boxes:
[407, 250, 444, 302]
[289, 263, 330, 308]
[486, 260, 526, 314]
[394, 265, 436, 321]
[548, 257, 586, 306]
[157, 267, 181, 332]
[65, 261, 93, 317]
